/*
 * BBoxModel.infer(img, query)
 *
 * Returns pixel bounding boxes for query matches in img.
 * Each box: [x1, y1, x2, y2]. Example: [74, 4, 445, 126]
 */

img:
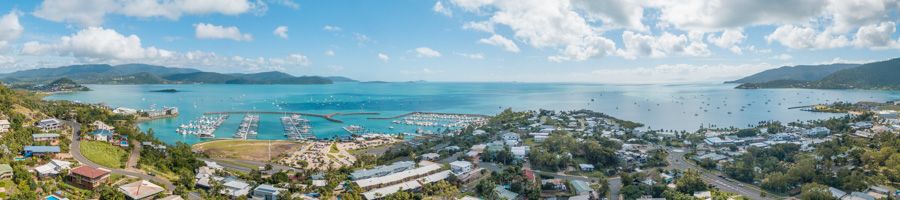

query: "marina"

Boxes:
[233, 114, 259, 139]
[281, 114, 314, 140]
[176, 114, 228, 138]
[390, 112, 488, 128]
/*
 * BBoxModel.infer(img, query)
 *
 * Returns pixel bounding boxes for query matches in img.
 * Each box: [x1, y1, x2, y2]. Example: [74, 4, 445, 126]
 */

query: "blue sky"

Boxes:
[0, 0, 898, 83]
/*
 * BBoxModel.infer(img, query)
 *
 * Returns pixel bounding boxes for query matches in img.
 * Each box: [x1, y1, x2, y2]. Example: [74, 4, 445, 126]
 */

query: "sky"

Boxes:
[0, 0, 898, 83]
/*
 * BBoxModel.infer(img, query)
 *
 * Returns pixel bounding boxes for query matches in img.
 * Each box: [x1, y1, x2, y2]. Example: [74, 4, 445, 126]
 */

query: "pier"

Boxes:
[367, 111, 490, 120]
[202, 111, 380, 123]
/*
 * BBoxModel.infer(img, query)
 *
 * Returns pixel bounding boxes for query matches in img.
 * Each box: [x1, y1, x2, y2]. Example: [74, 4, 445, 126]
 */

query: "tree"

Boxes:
[423, 181, 459, 200]
[799, 183, 837, 200]
[675, 170, 707, 195]
[476, 179, 499, 199]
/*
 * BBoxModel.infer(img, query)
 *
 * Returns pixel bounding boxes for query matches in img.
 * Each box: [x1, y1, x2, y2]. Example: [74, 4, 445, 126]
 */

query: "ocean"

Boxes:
[44, 82, 900, 145]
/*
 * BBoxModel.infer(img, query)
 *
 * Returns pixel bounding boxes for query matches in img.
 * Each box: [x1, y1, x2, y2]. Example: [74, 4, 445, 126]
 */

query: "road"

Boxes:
[65, 120, 176, 191]
[666, 148, 773, 200]
[125, 139, 140, 170]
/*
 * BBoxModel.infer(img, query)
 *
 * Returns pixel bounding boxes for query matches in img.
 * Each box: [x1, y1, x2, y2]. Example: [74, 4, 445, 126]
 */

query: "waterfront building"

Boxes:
[67, 166, 110, 189]
[118, 180, 164, 200]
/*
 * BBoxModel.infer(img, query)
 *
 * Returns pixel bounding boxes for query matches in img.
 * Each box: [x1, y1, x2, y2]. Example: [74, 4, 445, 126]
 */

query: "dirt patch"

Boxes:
[193, 140, 302, 162]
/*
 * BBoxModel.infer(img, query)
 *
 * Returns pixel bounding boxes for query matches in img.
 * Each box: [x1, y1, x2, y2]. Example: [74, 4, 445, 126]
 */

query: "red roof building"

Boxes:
[67, 166, 111, 189]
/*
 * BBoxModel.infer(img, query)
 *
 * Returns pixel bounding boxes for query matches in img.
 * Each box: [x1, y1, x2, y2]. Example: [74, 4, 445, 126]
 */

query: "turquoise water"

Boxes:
[45, 83, 900, 145]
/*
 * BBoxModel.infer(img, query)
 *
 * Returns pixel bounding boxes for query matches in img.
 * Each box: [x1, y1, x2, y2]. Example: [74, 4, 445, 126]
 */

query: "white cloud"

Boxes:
[452, 0, 616, 62]
[33, 0, 260, 27]
[324, 50, 335, 56]
[433, 1, 452, 16]
[323, 25, 342, 32]
[652, 0, 827, 31]
[270, 0, 300, 10]
[273, 26, 288, 39]
[852, 21, 899, 49]
[194, 23, 253, 41]
[462, 21, 494, 33]
[415, 47, 441, 58]
[826, 0, 895, 33]
[377, 53, 390, 62]
[571, 0, 646, 30]
[457, 52, 485, 59]
[21, 27, 172, 61]
[707, 29, 746, 54]
[353, 33, 374, 45]
[588, 63, 775, 84]
[616, 31, 710, 59]
[772, 53, 793, 60]
[478, 34, 520, 53]
[766, 25, 849, 49]
[0, 11, 23, 48]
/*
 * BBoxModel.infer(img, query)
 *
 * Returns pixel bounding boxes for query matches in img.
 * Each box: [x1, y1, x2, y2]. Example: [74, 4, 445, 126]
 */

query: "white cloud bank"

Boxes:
[587, 63, 775, 84]
[415, 47, 441, 58]
[194, 23, 253, 41]
[33, 0, 262, 27]
[0, 11, 23, 48]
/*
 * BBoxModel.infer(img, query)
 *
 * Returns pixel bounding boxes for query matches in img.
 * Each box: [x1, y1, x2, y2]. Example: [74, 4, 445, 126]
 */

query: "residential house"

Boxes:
[36, 118, 63, 131]
[92, 120, 114, 131]
[842, 192, 876, 200]
[252, 184, 287, 200]
[570, 180, 593, 195]
[350, 161, 416, 180]
[0, 119, 10, 133]
[0, 164, 12, 179]
[420, 153, 440, 161]
[502, 132, 520, 146]
[89, 129, 114, 142]
[804, 127, 831, 137]
[118, 180, 164, 200]
[157, 195, 185, 200]
[34, 159, 71, 177]
[449, 161, 473, 176]
[829, 187, 847, 199]
[511, 146, 529, 160]
[24, 146, 61, 157]
[67, 165, 110, 189]
[494, 186, 519, 200]
[578, 163, 595, 171]
[32, 133, 61, 142]
[221, 177, 253, 198]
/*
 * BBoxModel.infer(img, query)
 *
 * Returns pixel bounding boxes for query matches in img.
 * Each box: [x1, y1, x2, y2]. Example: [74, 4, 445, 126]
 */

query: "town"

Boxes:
[1, 82, 899, 200]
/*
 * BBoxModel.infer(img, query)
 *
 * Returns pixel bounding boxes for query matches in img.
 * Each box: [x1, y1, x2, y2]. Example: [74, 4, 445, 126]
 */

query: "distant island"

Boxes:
[10, 78, 91, 92]
[732, 57, 900, 90]
[150, 89, 180, 93]
[0, 63, 357, 86]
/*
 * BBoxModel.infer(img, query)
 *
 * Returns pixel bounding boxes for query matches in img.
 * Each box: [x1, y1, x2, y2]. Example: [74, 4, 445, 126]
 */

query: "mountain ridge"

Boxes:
[0, 64, 355, 85]
[736, 58, 900, 90]
[726, 63, 860, 84]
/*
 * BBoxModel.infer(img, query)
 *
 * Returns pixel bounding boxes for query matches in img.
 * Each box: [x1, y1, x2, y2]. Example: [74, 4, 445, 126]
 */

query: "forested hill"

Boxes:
[0, 64, 353, 85]
[736, 58, 900, 90]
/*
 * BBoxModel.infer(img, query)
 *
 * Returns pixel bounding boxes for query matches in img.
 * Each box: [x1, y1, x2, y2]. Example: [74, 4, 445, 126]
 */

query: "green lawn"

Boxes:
[80, 141, 127, 168]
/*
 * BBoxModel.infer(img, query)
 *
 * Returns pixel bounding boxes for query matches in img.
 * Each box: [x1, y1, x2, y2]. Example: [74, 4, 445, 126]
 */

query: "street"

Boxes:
[666, 148, 774, 200]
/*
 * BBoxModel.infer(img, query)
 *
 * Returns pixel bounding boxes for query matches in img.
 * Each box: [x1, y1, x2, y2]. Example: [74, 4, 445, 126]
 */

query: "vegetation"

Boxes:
[80, 140, 128, 168]
[727, 63, 859, 84]
[737, 57, 900, 90]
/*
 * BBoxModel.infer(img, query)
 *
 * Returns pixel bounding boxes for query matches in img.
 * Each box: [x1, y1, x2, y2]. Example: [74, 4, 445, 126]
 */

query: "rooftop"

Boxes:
[24, 146, 61, 153]
[70, 166, 110, 179]
[118, 180, 165, 200]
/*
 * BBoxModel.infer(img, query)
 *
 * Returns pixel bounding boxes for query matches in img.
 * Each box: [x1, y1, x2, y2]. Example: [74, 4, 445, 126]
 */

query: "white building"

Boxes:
[221, 178, 252, 197]
[0, 119, 10, 133]
[511, 146, 529, 160]
[804, 127, 831, 137]
[420, 153, 440, 161]
[113, 107, 138, 115]
[36, 118, 63, 131]
[449, 161, 473, 175]
[34, 159, 72, 177]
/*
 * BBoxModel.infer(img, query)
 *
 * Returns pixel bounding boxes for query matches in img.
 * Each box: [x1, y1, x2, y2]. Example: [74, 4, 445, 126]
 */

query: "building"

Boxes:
[578, 163, 595, 171]
[157, 195, 185, 200]
[24, 146, 61, 157]
[252, 184, 287, 200]
[118, 180, 164, 200]
[495, 186, 519, 200]
[113, 107, 138, 115]
[67, 166, 110, 189]
[420, 153, 440, 161]
[0, 164, 12, 179]
[843, 192, 876, 200]
[221, 177, 252, 198]
[829, 187, 847, 199]
[511, 146, 529, 160]
[350, 161, 415, 180]
[449, 161, 473, 175]
[88, 129, 114, 141]
[570, 180, 593, 195]
[804, 127, 831, 137]
[36, 118, 63, 131]
[92, 120, 114, 130]
[0, 119, 10, 133]
[704, 137, 734, 146]
[32, 133, 61, 142]
[357, 161, 452, 199]
[34, 159, 71, 177]
[502, 132, 520, 146]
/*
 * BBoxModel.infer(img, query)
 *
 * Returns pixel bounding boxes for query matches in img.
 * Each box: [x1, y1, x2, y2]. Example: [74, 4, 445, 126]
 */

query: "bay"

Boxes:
[44, 83, 900, 145]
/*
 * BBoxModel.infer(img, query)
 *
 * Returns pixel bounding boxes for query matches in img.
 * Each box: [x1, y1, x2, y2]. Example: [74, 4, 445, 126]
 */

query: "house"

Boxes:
[88, 129, 114, 141]
[693, 191, 712, 200]
[67, 165, 110, 189]
[769, 132, 800, 141]
[157, 195, 185, 200]
[541, 179, 568, 191]
[32, 133, 61, 142]
[449, 161, 473, 175]
[350, 161, 416, 180]
[829, 187, 847, 199]
[494, 186, 519, 200]
[704, 137, 733, 146]
[472, 129, 486, 135]
[420, 153, 440, 161]
[693, 153, 728, 162]
[118, 180, 164, 200]
[221, 177, 253, 197]
[24, 146, 61, 157]
[36, 118, 63, 131]
[842, 192, 875, 200]
[0, 119, 10, 133]
[92, 120, 114, 130]
[252, 184, 287, 200]
[34, 159, 72, 177]
[0, 164, 12, 179]
[867, 185, 897, 199]
[578, 163, 595, 171]
[511, 146, 529, 160]
[570, 180, 593, 195]
[502, 132, 520, 146]
[804, 127, 831, 137]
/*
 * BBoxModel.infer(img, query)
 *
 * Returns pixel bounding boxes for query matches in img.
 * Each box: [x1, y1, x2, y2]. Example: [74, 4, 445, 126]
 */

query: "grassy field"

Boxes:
[80, 140, 127, 168]
[192, 140, 303, 162]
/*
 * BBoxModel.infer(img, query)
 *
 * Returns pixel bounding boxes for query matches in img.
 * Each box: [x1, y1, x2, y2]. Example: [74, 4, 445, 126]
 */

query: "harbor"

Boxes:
[176, 114, 228, 138]
[233, 114, 259, 139]
[281, 114, 314, 140]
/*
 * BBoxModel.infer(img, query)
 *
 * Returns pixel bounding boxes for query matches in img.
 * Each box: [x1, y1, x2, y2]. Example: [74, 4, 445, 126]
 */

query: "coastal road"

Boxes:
[65, 120, 176, 191]
[666, 148, 773, 200]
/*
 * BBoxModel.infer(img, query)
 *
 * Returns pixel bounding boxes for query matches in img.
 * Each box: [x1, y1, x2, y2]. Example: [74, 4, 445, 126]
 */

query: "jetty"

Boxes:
[367, 112, 490, 120]
[281, 114, 314, 140]
[234, 114, 259, 139]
